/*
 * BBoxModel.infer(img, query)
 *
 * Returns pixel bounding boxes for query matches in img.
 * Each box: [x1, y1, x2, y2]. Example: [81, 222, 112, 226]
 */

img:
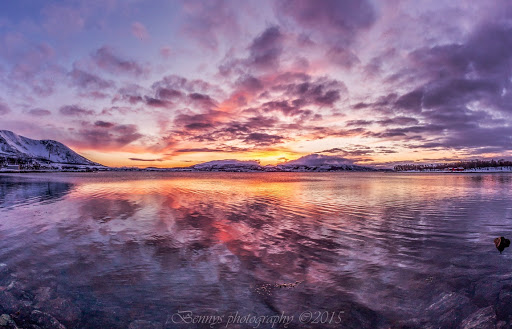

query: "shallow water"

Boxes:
[0, 172, 511, 328]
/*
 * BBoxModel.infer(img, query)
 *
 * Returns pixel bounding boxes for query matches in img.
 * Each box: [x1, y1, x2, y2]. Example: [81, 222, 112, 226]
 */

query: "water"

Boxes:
[0, 172, 511, 328]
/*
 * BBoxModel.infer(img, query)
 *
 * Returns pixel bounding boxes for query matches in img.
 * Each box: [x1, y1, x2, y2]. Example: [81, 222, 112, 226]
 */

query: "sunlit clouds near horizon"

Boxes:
[1, 0, 512, 167]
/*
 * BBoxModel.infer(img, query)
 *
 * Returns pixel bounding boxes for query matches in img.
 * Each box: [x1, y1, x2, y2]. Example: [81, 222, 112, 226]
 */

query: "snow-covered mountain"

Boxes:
[183, 155, 374, 172]
[0, 130, 100, 166]
[193, 159, 261, 171]
[278, 154, 373, 171]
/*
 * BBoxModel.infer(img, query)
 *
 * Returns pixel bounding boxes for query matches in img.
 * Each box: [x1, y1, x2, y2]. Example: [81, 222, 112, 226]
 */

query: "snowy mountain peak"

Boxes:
[193, 159, 260, 170]
[0, 130, 100, 166]
[282, 154, 353, 167]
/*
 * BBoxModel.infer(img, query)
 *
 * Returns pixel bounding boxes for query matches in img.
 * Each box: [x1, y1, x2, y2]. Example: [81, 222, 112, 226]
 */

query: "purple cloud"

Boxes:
[131, 22, 149, 41]
[247, 26, 283, 70]
[69, 67, 115, 90]
[59, 105, 95, 116]
[26, 108, 51, 116]
[92, 46, 145, 76]
[0, 102, 10, 115]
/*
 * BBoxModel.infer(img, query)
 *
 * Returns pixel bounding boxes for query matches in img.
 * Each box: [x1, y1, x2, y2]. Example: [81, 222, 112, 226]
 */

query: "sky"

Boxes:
[0, 0, 512, 168]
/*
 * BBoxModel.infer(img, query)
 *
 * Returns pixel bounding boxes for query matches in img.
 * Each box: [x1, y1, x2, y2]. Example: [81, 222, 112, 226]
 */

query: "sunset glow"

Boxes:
[1, 1, 512, 167]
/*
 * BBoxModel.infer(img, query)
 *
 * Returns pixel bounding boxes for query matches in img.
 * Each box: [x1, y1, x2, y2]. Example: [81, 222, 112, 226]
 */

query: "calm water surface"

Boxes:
[1, 172, 512, 328]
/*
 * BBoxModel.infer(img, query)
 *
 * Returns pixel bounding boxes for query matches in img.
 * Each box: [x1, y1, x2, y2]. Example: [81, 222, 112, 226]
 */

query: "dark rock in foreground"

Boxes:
[129, 320, 162, 329]
[494, 237, 511, 254]
[30, 310, 66, 329]
[459, 306, 497, 329]
[0, 314, 19, 329]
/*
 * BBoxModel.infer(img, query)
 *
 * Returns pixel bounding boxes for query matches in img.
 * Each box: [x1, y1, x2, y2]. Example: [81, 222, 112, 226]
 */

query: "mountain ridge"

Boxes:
[0, 130, 101, 166]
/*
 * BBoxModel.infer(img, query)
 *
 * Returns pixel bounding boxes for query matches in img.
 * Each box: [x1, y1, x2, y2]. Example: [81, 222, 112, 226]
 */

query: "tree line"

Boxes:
[394, 159, 512, 171]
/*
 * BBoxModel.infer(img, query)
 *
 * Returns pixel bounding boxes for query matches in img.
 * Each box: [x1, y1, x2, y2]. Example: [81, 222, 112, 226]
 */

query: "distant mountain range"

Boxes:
[0, 130, 101, 167]
[156, 154, 374, 172]
[0, 130, 374, 172]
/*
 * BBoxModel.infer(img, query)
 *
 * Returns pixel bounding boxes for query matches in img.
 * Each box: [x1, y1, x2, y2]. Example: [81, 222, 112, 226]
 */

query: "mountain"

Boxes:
[277, 154, 373, 171]
[193, 159, 261, 171]
[164, 155, 374, 172]
[0, 130, 101, 166]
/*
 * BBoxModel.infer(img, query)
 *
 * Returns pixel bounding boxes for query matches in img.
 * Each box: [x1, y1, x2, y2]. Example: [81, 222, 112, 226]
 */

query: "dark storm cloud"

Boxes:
[59, 105, 94, 116]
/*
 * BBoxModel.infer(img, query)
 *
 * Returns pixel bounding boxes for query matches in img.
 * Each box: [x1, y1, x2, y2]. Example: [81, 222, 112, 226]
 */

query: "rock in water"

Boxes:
[29, 311, 66, 329]
[494, 237, 511, 253]
[128, 320, 162, 329]
[459, 306, 496, 329]
[0, 314, 19, 329]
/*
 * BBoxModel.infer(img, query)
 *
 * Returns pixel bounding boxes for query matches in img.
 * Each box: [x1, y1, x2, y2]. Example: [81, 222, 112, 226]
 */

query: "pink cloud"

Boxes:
[42, 4, 85, 36]
[160, 46, 172, 58]
[131, 22, 149, 41]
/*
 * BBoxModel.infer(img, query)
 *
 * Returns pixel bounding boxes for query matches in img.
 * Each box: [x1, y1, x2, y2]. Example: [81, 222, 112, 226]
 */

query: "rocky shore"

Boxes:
[0, 259, 511, 328]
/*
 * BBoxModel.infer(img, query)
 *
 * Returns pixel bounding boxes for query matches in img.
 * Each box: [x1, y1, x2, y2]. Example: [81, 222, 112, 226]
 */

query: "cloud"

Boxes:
[131, 22, 149, 40]
[94, 120, 115, 128]
[188, 92, 218, 109]
[69, 67, 115, 90]
[283, 154, 354, 166]
[59, 105, 95, 116]
[69, 123, 143, 150]
[247, 26, 283, 70]
[26, 108, 51, 116]
[174, 147, 244, 153]
[377, 116, 419, 126]
[0, 102, 10, 115]
[160, 47, 172, 58]
[181, 0, 241, 50]
[275, 0, 376, 46]
[129, 158, 163, 162]
[42, 4, 85, 36]
[243, 132, 283, 146]
[92, 46, 145, 76]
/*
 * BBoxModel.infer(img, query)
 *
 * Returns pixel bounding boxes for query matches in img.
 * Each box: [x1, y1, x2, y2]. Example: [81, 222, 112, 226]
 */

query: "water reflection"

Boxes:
[0, 172, 512, 328]
[0, 174, 73, 208]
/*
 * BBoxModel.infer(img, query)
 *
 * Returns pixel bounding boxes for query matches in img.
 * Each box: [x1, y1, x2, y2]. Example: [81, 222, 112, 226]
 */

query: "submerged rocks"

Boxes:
[425, 292, 478, 328]
[0, 291, 24, 314]
[496, 288, 512, 322]
[128, 320, 162, 329]
[0, 314, 19, 329]
[459, 306, 496, 329]
[29, 311, 66, 329]
[35, 297, 81, 326]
